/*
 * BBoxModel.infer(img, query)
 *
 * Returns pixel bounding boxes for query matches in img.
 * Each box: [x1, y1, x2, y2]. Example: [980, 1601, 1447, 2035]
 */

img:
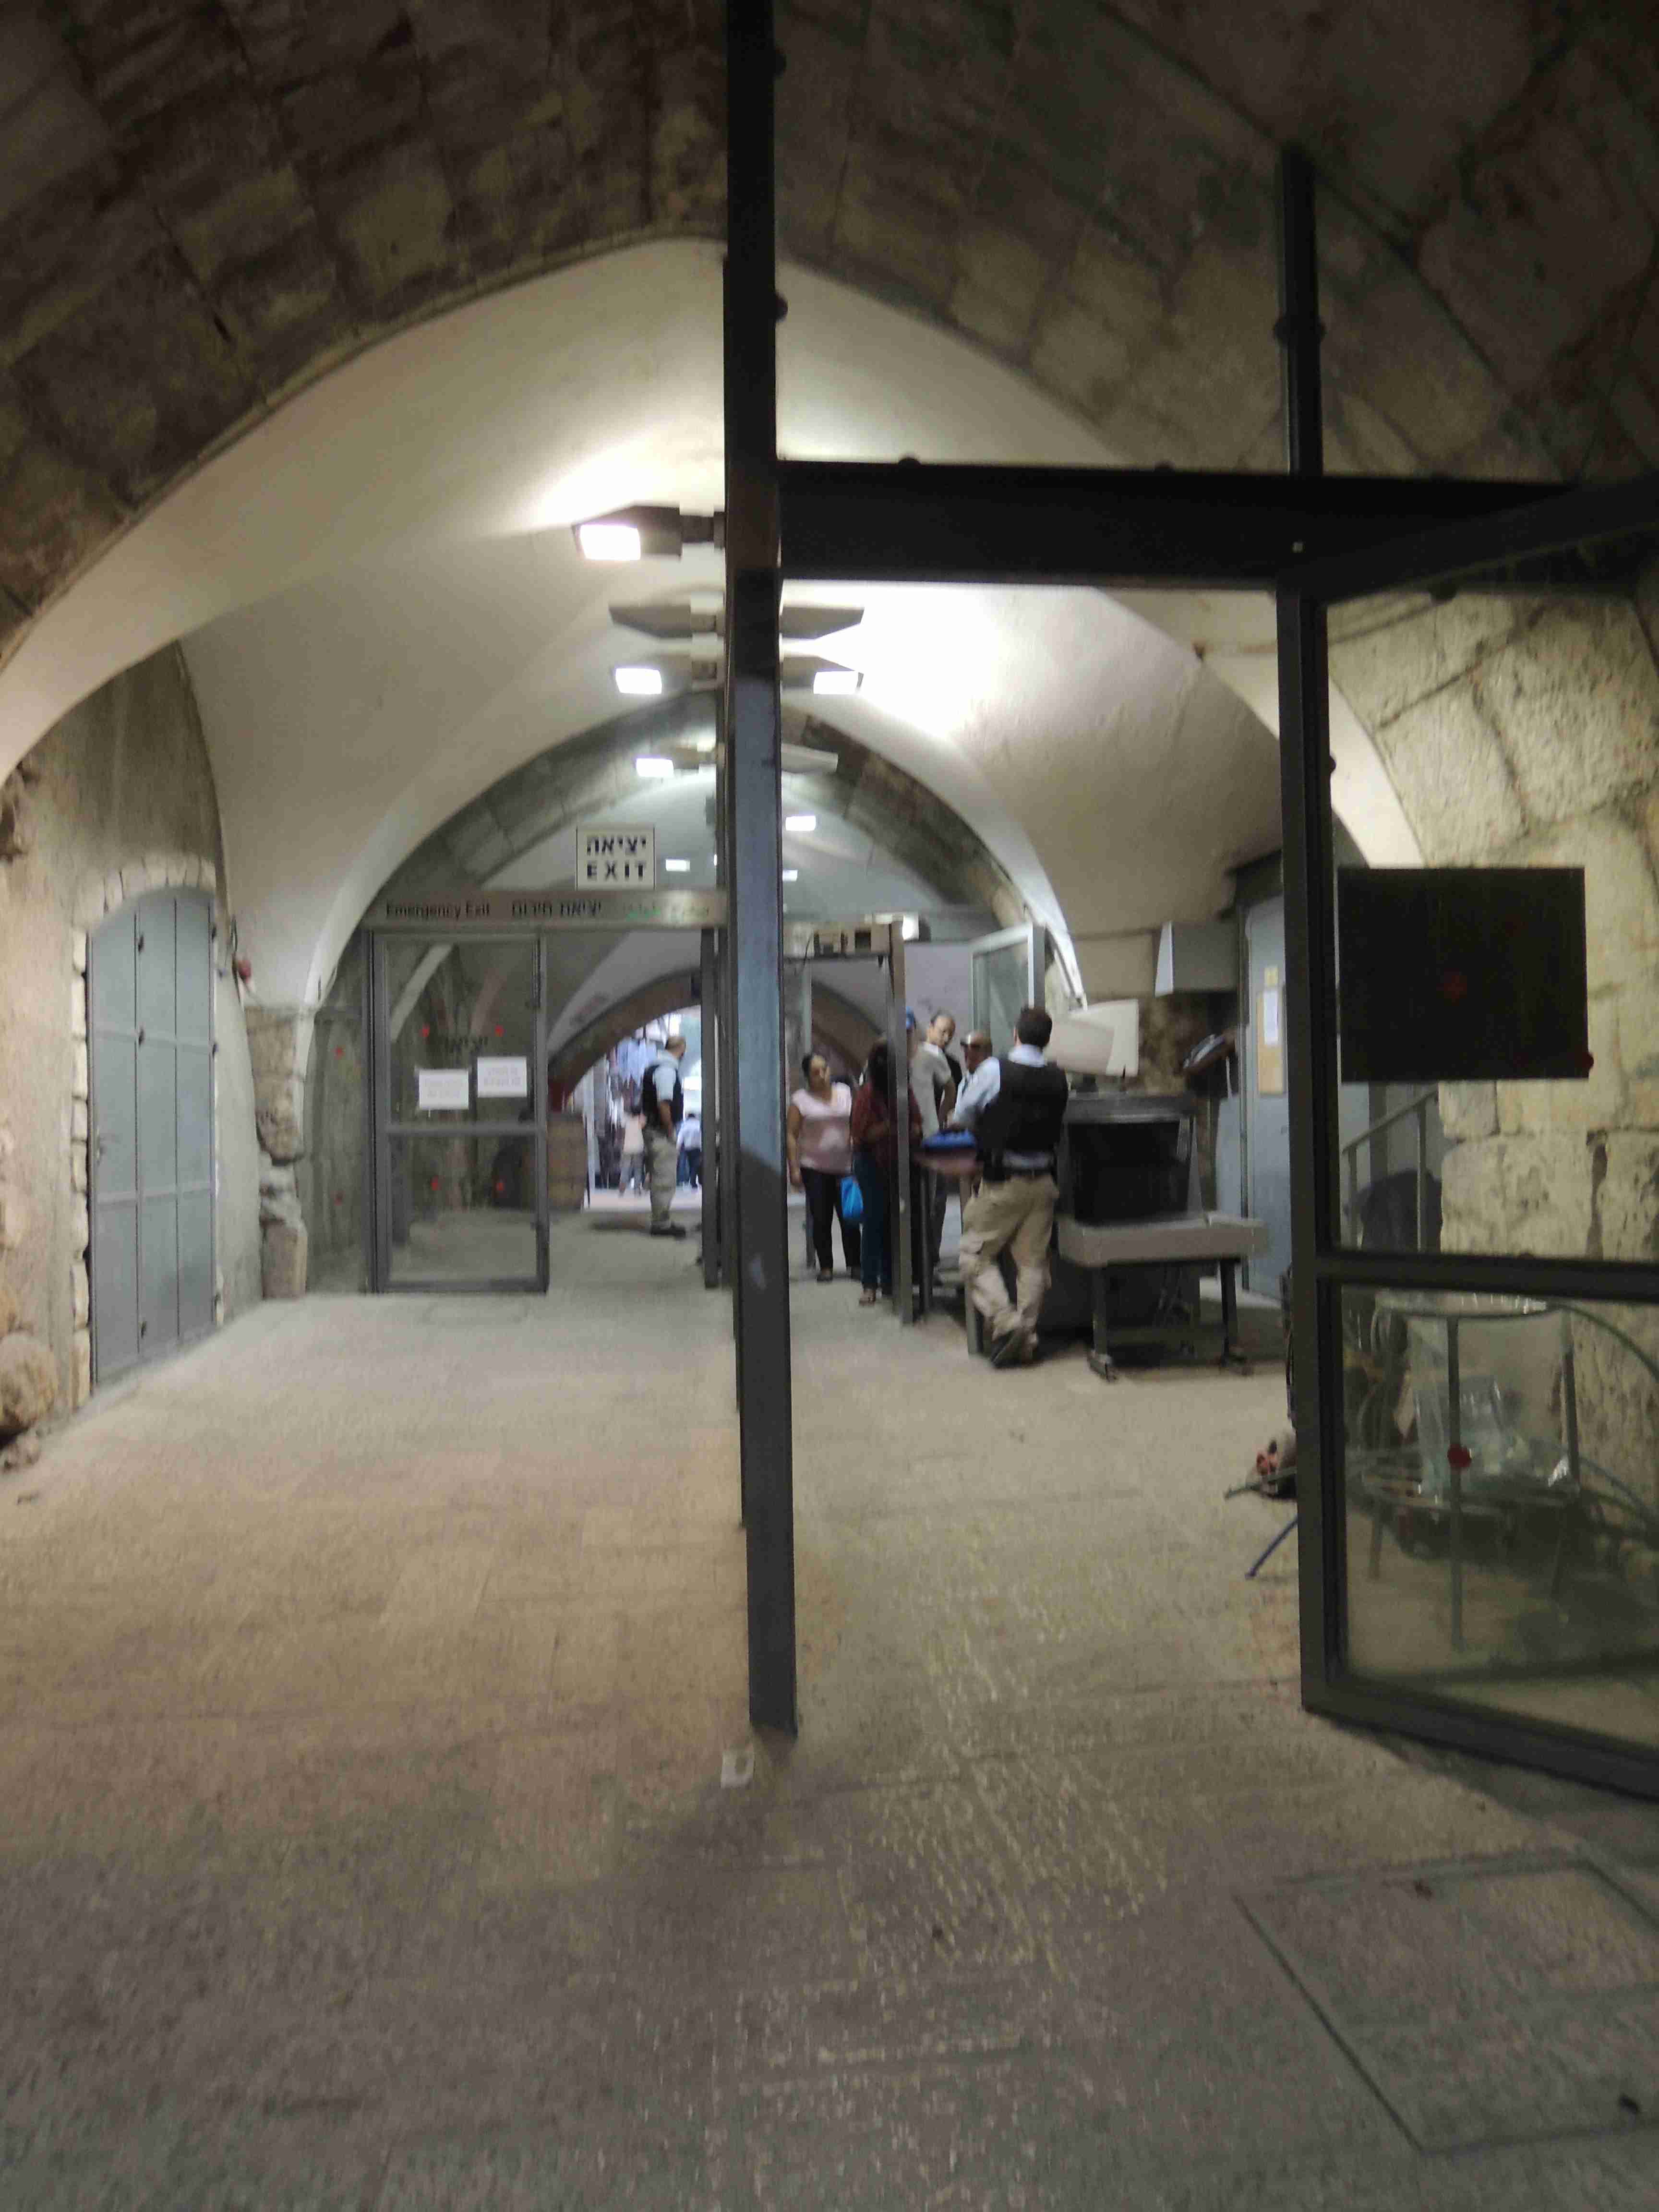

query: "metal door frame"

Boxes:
[729, 0, 1650, 1764]
[365, 929, 550, 1296]
[1276, 470, 1659, 1799]
[87, 885, 218, 1385]
[966, 919, 1049, 1049]
[786, 922, 910, 1320]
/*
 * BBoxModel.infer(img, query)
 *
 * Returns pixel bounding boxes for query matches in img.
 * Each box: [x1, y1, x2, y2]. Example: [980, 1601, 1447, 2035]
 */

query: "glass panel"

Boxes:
[389, 1135, 538, 1286]
[1326, 578, 1657, 1263]
[1342, 1286, 1659, 1749]
[972, 941, 1026, 1058]
[387, 937, 539, 1126]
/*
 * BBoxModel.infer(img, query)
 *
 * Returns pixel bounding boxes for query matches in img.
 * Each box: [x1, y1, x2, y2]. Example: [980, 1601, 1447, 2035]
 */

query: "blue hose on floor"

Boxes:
[1246, 1514, 1298, 1579]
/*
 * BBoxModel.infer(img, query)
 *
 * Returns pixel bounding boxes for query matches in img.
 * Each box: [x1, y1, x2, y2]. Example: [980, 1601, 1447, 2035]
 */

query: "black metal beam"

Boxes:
[726, 0, 797, 1736]
[1283, 467, 1659, 606]
[777, 460, 1622, 592]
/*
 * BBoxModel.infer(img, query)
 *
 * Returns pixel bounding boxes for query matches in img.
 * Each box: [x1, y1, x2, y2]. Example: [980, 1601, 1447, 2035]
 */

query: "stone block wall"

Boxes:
[0, 647, 261, 1424]
[1331, 573, 1659, 1493]
[246, 1003, 314, 1298]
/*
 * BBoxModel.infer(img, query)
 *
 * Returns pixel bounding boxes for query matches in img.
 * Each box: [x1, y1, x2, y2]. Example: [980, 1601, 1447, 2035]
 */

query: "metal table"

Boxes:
[1054, 1211, 1268, 1379]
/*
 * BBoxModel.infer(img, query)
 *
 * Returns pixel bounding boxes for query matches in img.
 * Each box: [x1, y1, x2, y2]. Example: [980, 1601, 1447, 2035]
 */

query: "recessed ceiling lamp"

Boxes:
[664, 858, 691, 873]
[614, 665, 664, 696]
[635, 756, 676, 779]
[781, 869, 799, 882]
[783, 814, 817, 833]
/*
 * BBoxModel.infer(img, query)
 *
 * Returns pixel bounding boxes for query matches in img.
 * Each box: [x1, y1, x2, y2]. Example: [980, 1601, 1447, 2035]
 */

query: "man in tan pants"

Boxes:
[950, 1006, 1069, 1368]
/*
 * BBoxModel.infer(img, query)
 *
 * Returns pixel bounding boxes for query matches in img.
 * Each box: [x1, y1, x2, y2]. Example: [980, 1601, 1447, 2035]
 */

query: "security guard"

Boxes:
[950, 1005, 1069, 1367]
[642, 1033, 689, 1238]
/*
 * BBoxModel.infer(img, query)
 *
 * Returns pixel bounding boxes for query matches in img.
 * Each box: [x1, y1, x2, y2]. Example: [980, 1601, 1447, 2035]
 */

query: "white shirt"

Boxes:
[678, 1113, 702, 1148]
[950, 1043, 1059, 1169]
[909, 1038, 950, 1139]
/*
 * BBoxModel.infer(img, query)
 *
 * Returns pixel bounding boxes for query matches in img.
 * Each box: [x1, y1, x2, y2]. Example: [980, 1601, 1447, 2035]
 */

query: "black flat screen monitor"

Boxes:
[1337, 866, 1589, 1084]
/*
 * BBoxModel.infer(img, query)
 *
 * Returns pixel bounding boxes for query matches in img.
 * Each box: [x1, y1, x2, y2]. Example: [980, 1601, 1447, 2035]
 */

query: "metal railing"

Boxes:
[1342, 1088, 1438, 1247]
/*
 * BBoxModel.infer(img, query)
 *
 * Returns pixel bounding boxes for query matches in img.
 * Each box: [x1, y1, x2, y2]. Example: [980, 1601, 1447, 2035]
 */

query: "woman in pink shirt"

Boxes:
[787, 1053, 861, 1282]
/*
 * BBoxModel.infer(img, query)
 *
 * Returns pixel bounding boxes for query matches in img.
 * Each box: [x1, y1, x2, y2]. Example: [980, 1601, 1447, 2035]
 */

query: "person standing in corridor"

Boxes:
[950, 1005, 1069, 1367]
[643, 1033, 689, 1238]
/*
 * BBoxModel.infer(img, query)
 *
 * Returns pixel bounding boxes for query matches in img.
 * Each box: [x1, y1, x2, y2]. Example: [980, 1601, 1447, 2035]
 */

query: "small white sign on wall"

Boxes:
[476, 1056, 529, 1099]
[578, 827, 656, 889]
[417, 1067, 471, 1111]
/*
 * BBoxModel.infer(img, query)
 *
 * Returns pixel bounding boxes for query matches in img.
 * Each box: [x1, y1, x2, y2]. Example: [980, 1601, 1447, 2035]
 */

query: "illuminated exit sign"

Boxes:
[577, 826, 656, 889]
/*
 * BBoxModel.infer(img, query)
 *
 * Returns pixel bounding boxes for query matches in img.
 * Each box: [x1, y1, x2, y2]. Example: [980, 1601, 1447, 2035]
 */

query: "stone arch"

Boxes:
[548, 971, 700, 1098]
[3, 1, 1654, 680]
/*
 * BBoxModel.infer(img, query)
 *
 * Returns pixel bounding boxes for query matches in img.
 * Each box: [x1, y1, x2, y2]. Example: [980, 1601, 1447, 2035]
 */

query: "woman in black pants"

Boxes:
[787, 1052, 861, 1281]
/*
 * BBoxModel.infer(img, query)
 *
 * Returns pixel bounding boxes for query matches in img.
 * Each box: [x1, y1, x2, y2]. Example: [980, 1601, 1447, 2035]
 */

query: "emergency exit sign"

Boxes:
[577, 827, 656, 889]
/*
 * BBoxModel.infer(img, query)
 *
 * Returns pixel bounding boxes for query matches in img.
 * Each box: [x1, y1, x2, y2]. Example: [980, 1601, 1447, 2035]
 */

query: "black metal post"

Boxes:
[1275, 145, 1324, 479]
[888, 924, 913, 1324]
[726, 0, 796, 1734]
[1274, 143, 1345, 1696]
[700, 926, 721, 1288]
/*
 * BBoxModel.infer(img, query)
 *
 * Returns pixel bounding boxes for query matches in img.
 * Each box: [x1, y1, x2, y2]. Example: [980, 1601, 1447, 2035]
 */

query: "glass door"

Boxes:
[967, 921, 1049, 1055]
[369, 933, 548, 1293]
[1282, 475, 1659, 1791]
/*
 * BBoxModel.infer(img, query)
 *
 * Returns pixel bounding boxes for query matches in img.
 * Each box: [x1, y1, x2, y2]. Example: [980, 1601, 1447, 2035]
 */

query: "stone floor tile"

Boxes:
[376, 2128, 710, 2212]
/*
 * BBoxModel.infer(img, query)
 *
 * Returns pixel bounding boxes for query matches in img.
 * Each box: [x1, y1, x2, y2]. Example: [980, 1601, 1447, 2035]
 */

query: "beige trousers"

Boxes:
[643, 1126, 679, 1227]
[958, 1173, 1058, 1344]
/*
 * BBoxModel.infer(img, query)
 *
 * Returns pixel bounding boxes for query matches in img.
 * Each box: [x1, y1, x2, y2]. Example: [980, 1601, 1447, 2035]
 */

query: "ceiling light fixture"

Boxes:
[781, 869, 799, 882]
[664, 857, 691, 873]
[781, 655, 862, 695]
[614, 665, 664, 697]
[783, 813, 817, 834]
[635, 756, 676, 779]
[573, 506, 723, 562]
[578, 520, 643, 562]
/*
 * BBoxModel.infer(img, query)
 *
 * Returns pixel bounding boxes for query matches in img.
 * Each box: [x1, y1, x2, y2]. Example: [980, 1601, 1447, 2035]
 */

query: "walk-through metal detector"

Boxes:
[362, 887, 725, 1298]
[726, 0, 1659, 1790]
[786, 919, 911, 1320]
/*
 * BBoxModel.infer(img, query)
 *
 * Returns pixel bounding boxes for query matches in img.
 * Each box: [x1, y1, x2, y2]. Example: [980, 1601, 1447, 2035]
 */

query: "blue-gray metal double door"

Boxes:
[89, 892, 216, 1382]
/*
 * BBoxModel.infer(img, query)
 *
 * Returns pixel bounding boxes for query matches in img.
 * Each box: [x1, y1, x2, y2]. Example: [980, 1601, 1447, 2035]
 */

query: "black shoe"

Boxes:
[988, 1326, 1024, 1369]
[650, 1224, 688, 1239]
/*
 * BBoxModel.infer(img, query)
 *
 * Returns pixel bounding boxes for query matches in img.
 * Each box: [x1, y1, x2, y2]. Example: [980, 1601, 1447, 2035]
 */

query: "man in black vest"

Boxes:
[642, 1033, 688, 1238]
[949, 1005, 1069, 1368]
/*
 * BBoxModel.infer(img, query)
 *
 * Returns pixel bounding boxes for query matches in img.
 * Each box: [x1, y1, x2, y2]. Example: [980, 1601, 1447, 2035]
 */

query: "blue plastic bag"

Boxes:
[839, 1173, 864, 1223]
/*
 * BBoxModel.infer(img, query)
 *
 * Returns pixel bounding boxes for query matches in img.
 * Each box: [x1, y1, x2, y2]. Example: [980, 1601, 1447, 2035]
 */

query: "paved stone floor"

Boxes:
[3, 1213, 1659, 2207]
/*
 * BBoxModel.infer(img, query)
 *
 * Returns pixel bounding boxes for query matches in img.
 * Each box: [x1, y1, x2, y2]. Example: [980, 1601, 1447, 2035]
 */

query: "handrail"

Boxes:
[1343, 1087, 1439, 1248]
[1341, 1088, 1438, 1161]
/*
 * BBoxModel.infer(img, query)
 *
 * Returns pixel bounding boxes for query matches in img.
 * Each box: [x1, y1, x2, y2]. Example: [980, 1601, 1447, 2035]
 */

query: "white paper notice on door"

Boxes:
[475, 1056, 529, 1099]
[417, 1067, 471, 1111]
[1261, 987, 1281, 1047]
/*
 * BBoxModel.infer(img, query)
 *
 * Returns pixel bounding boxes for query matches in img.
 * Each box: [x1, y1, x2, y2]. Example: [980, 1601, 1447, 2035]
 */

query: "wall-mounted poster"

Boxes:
[476, 1056, 529, 1099]
[417, 1067, 470, 1111]
[1257, 966, 1285, 1096]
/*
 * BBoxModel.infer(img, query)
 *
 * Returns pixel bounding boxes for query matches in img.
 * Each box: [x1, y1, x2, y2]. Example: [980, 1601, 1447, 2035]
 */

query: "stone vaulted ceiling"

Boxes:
[1, 0, 1656, 671]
